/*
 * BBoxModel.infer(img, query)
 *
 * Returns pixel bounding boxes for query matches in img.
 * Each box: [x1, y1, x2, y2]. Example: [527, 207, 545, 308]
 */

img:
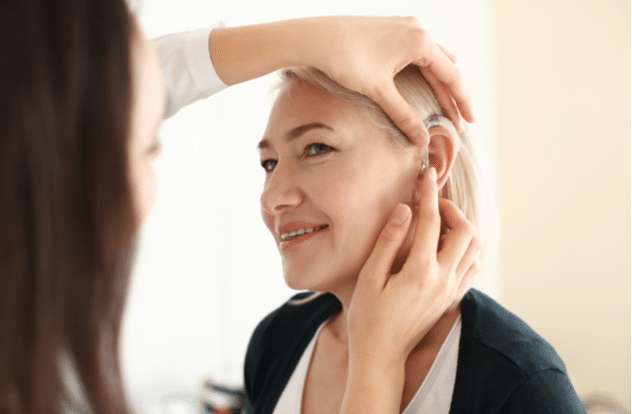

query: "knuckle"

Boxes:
[367, 79, 391, 105]
[403, 15, 421, 26]
[379, 224, 402, 243]
[463, 220, 476, 236]
[471, 235, 481, 252]
[395, 111, 420, 135]
[421, 207, 441, 226]
[407, 259, 431, 281]
[452, 217, 474, 237]
[442, 66, 463, 87]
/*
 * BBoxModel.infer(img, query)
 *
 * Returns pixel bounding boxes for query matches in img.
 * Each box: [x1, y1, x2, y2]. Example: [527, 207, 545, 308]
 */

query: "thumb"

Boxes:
[357, 204, 412, 290]
[372, 81, 429, 146]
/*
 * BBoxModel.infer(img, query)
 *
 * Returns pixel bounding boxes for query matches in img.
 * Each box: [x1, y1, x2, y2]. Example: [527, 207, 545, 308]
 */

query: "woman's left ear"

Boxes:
[427, 124, 460, 190]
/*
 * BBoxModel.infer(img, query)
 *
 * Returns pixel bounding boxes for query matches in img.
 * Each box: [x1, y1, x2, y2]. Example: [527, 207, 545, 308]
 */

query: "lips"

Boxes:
[278, 221, 329, 246]
[281, 225, 328, 241]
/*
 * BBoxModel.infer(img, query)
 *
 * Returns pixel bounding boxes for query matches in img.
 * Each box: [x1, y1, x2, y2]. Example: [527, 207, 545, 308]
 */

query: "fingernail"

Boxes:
[391, 204, 410, 225]
[429, 167, 437, 182]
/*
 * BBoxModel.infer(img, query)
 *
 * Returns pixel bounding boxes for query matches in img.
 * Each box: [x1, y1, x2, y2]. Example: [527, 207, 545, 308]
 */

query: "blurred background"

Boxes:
[120, 0, 630, 412]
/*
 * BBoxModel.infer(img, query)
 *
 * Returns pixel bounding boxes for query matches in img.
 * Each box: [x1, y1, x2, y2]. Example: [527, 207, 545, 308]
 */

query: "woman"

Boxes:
[245, 66, 587, 413]
[0, 0, 476, 413]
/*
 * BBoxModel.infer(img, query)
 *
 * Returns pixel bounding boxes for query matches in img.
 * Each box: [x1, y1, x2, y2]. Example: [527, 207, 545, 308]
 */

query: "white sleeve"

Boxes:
[153, 25, 229, 119]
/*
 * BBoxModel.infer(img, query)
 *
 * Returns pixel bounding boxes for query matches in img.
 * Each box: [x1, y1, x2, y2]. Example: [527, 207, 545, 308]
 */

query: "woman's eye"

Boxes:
[261, 159, 277, 172]
[305, 143, 334, 157]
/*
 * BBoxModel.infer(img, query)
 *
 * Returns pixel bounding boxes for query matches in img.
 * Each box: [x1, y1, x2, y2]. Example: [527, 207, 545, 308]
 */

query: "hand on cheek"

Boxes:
[347, 166, 480, 366]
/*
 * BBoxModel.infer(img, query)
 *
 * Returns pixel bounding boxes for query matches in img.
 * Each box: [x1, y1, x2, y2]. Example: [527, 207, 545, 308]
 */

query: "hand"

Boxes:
[209, 16, 473, 144]
[347, 167, 480, 367]
[306, 16, 475, 144]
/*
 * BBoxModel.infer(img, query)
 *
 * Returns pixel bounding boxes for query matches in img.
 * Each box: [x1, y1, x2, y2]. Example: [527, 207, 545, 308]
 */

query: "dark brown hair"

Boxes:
[0, 0, 137, 412]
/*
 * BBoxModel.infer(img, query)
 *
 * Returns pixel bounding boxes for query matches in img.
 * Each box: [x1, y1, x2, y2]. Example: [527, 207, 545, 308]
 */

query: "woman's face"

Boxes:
[129, 27, 166, 221]
[260, 80, 422, 295]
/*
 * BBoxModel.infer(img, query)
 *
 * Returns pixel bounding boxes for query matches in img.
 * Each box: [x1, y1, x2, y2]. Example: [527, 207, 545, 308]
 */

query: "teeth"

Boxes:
[281, 225, 328, 241]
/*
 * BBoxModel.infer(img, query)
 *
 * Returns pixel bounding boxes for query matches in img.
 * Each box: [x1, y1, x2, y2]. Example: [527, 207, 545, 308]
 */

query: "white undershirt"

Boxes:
[273, 316, 462, 414]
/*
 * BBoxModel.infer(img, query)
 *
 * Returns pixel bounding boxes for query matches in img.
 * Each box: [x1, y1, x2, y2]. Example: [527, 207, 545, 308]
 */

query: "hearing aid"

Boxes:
[420, 115, 457, 174]
[419, 116, 438, 173]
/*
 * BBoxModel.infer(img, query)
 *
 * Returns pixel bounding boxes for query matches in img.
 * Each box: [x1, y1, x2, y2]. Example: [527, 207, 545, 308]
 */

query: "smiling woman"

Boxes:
[259, 79, 423, 294]
[258, 66, 491, 296]
[245, 66, 586, 413]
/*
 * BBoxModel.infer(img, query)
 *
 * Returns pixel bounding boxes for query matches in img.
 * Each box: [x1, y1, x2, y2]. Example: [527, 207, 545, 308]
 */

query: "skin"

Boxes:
[259, 79, 473, 413]
[128, 27, 167, 220]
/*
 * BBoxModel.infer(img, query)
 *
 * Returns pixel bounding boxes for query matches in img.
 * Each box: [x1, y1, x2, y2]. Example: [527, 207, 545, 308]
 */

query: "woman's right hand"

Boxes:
[341, 167, 480, 414]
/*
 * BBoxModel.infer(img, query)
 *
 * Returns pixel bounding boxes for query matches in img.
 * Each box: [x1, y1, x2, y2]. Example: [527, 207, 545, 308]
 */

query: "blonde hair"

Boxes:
[278, 65, 498, 285]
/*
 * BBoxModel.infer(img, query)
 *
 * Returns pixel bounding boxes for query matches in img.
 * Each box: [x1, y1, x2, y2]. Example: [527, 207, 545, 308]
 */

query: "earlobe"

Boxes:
[426, 118, 460, 190]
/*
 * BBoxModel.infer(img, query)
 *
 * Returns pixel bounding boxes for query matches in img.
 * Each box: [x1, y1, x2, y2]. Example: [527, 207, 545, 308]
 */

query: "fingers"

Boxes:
[413, 41, 475, 124]
[436, 198, 476, 270]
[454, 235, 480, 278]
[420, 67, 463, 133]
[435, 198, 480, 302]
[455, 259, 479, 305]
[358, 203, 412, 289]
[437, 43, 457, 63]
[408, 168, 441, 261]
[371, 81, 429, 146]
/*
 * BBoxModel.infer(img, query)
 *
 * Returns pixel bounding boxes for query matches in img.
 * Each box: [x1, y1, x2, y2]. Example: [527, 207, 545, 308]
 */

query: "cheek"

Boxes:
[332, 156, 418, 258]
[261, 209, 274, 236]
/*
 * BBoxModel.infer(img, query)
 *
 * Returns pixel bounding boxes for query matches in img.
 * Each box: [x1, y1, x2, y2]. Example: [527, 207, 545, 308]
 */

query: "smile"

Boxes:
[280, 225, 329, 241]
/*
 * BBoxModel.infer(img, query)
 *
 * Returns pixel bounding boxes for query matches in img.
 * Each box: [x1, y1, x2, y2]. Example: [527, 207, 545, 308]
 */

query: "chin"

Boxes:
[283, 268, 358, 298]
[283, 274, 329, 292]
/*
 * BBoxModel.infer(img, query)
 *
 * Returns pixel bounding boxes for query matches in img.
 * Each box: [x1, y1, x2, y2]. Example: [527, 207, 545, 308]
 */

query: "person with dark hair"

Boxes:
[0, 1, 476, 413]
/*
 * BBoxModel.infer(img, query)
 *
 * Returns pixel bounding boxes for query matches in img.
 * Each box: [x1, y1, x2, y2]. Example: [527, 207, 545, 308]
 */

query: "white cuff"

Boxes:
[184, 24, 228, 96]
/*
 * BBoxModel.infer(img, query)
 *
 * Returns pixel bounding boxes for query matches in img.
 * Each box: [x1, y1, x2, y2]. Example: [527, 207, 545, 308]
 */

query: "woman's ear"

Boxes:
[427, 123, 460, 190]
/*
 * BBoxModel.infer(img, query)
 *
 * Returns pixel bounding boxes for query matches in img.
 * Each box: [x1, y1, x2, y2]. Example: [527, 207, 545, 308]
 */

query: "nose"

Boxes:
[260, 163, 303, 215]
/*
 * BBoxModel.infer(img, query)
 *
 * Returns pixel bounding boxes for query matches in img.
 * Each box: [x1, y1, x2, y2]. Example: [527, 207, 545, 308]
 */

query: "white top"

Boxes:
[153, 25, 229, 119]
[273, 316, 462, 414]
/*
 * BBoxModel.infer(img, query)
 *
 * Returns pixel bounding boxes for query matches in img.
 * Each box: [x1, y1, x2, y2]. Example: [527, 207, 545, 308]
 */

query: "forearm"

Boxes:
[340, 356, 406, 414]
[208, 18, 337, 86]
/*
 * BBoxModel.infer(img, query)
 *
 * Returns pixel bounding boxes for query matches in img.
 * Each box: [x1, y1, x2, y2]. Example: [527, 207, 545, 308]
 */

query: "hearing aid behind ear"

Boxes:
[420, 115, 457, 174]
[421, 148, 430, 173]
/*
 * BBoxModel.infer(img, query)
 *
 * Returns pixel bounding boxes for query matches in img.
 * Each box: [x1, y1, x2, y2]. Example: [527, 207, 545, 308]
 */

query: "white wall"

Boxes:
[120, 0, 496, 411]
[491, 0, 630, 408]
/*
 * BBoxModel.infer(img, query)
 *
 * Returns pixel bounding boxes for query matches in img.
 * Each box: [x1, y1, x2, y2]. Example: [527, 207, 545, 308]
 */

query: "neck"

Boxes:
[324, 279, 461, 355]
[324, 251, 410, 345]
[324, 284, 355, 346]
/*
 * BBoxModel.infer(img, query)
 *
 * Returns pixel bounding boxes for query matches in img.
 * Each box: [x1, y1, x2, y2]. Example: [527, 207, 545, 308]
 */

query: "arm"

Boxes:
[341, 168, 480, 414]
[209, 16, 474, 143]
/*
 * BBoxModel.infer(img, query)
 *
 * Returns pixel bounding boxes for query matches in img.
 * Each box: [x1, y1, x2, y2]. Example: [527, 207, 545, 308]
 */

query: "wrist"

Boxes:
[343, 355, 406, 414]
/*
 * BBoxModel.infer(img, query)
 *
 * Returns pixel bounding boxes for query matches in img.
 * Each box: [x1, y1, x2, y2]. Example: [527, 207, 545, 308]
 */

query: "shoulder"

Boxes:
[460, 289, 565, 374]
[244, 292, 341, 413]
[451, 289, 585, 413]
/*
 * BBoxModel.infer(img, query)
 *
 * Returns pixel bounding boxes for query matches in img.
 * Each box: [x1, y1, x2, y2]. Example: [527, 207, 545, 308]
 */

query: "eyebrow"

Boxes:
[257, 122, 334, 150]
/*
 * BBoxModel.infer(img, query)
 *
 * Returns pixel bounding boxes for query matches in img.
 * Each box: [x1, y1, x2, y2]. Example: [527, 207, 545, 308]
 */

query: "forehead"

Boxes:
[264, 79, 370, 139]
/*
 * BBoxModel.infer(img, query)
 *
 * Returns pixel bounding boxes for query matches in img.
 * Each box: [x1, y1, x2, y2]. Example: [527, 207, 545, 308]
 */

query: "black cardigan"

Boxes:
[244, 289, 586, 413]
